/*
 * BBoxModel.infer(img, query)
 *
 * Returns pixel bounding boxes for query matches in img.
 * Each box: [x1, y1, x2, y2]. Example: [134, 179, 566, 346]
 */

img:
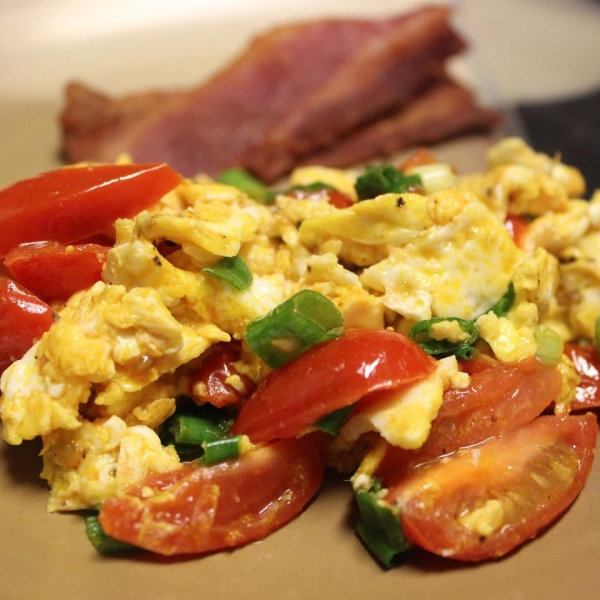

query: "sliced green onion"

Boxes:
[354, 488, 411, 569]
[202, 434, 248, 465]
[85, 514, 140, 555]
[409, 317, 479, 358]
[595, 316, 600, 359]
[245, 289, 344, 369]
[406, 163, 456, 193]
[216, 168, 267, 201]
[315, 403, 356, 435]
[202, 255, 253, 291]
[487, 283, 516, 318]
[355, 165, 422, 200]
[168, 413, 229, 446]
[162, 405, 234, 460]
[535, 325, 564, 366]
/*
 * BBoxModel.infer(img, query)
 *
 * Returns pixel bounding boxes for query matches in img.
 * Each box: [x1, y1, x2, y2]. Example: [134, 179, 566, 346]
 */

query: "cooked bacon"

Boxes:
[299, 78, 501, 168]
[60, 7, 494, 182]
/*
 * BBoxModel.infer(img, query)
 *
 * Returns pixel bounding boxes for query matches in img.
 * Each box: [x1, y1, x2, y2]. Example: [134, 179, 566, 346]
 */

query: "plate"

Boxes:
[1, 1, 600, 599]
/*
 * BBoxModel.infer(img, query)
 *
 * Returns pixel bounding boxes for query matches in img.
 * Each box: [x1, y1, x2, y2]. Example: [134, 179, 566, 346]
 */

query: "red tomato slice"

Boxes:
[231, 329, 436, 444]
[4, 241, 109, 304]
[387, 414, 598, 562]
[99, 434, 325, 556]
[189, 341, 256, 409]
[565, 342, 600, 409]
[287, 187, 354, 208]
[0, 163, 182, 258]
[376, 357, 562, 486]
[504, 214, 530, 248]
[0, 276, 54, 372]
[397, 147, 437, 171]
[326, 190, 354, 208]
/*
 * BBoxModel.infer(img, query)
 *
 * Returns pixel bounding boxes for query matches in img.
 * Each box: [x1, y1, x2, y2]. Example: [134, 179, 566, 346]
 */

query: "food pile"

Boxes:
[0, 136, 598, 565]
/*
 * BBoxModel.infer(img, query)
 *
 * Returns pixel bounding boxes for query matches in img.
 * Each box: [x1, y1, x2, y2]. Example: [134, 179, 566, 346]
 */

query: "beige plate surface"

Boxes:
[1, 1, 600, 599]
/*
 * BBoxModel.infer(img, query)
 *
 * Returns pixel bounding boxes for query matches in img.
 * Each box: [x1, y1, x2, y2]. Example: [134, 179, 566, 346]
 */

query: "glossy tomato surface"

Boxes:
[232, 329, 435, 443]
[99, 434, 325, 556]
[504, 214, 530, 249]
[0, 163, 181, 257]
[376, 357, 562, 485]
[0, 276, 54, 373]
[4, 241, 109, 303]
[565, 342, 600, 409]
[387, 414, 598, 562]
[189, 341, 256, 409]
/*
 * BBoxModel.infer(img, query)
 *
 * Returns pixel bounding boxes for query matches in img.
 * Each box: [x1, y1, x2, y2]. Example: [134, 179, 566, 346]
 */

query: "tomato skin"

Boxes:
[0, 163, 182, 258]
[397, 147, 437, 171]
[504, 214, 530, 248]
[99, 434, 325, 556]
[325, 190, 354, 208]
[387, 414, 598, 562]
[0, 276, 54, 372]
[189, 341, 256, 409]
[375, 357, 562, 486]
[231, 329, 436, 444]
[564, 342, 600, 409]
[4, 241, 109, 304]
[288, 187, 354, 208]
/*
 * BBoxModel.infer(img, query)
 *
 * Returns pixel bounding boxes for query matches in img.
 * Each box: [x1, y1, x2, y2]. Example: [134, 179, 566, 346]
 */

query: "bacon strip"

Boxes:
[61, 7, 495, 182]
[298, 78, 500, 169]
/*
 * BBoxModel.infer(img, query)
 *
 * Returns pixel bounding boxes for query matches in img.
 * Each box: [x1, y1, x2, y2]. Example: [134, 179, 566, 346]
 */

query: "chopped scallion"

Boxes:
[202, 434, 249, 464]
[168, 413, 229, 446]
[535, 325, 564, 366]
[355, 164, 422, 200]
[409, 317, 478, 358]
[315, 403, 356, 435]
[354, 488, 411, 569]
[202, 255, 253, 291]
[216, 168, 267, 202]
[245, 290, 344, 368]
[487, 283, 515, 318]
[85, 514, 140, 555]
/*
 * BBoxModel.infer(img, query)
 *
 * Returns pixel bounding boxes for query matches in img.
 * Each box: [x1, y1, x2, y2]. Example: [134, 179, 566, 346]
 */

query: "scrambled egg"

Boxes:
[0, 137, 595, 512]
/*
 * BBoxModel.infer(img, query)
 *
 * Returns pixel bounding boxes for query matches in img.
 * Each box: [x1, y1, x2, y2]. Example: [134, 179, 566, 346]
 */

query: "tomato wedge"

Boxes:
[189, 341, 257, 409]
[232, 329, 435, 444]
[4, 241, 109, 304]
[376, 357, 562, 485]
[386, 414, 598, 562]
[565, 342, 600, 409]
[99, 434, 325, 556]
[397, 147, 437, 171]
[504, 214, 530, 249]
[0, 163, 182, 258]
[0, 276, 54, 373]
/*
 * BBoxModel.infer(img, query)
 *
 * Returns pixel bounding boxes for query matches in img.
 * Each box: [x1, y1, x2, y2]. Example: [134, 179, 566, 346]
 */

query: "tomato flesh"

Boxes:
[387, 414, 598, 561]
[189, 341, 256, 409]
[565, 342, 600, 409]
[375, 357, 562, 486]
[232, 329, 435, 444]
[99, 434, 325, 556]
[4, 241, 109, 304]
[0, 163, 182, 258]
[0, 276, 54, 373]
[504, 214, 530, 248]
[397, 147, 437, 171]
[288, 187, 354, 208]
